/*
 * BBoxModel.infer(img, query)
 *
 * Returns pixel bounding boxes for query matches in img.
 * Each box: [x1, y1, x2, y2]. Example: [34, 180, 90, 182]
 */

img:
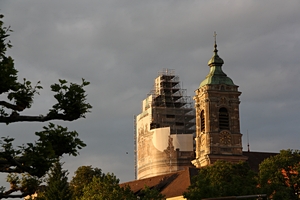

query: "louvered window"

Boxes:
[200, 110, 205, 132]
[219, 107, 229, 130]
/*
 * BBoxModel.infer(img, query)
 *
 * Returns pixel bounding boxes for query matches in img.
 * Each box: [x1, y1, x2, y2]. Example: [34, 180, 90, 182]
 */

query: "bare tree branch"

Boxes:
[0, 112, 79, 124]
[0, 156, 32, 175]
[0, 192, 31, 199]
[0, 101, 24, 111]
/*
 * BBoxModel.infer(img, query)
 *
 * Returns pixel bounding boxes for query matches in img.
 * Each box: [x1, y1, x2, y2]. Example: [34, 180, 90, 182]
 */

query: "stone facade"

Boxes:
[192, 39, 247, 168]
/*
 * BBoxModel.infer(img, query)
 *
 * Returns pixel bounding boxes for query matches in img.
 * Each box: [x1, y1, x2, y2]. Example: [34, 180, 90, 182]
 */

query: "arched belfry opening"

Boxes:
[219, 107, 229, 130]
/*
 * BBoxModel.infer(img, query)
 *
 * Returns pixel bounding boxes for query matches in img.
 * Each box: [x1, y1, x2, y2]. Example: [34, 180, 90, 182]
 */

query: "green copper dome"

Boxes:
[199, 37, 235, 88]
[207, 43, 224, 66]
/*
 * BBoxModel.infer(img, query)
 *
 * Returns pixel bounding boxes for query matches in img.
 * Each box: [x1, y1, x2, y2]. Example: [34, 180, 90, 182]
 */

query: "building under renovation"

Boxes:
[135, 69, 195, 179]
[124, 38, 278, 200]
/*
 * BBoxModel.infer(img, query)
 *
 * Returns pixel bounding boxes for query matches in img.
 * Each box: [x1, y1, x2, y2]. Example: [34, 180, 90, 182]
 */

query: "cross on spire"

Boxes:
[213, 31, 218, 53]
[214, 31, 217, 44]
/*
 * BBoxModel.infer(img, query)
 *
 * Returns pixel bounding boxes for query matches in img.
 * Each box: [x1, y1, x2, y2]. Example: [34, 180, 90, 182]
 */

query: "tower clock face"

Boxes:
[219, 130, 231, 145]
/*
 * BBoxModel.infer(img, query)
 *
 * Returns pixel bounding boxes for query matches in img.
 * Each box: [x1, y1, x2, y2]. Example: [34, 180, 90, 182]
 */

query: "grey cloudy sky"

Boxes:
[1, 0, 300, 185]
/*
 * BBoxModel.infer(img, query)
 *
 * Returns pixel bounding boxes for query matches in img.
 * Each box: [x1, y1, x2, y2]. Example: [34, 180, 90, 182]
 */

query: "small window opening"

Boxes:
[200, 110, 205, 132]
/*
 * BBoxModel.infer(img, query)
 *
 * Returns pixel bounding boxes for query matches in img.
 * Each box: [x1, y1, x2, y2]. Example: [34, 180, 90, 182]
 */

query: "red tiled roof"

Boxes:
[120, 167, 199, 198]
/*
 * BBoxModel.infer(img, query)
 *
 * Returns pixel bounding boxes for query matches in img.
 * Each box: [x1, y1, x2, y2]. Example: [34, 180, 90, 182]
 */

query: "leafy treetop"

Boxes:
[259, 149, 300, 200]
[70, 166, 166, 200]
[183, 161, 259, 200]
[34, 162, 72, 200]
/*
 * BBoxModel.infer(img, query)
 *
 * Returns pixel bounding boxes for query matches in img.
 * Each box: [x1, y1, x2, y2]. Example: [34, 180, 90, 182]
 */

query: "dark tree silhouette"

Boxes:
[0, 14, 91, 199]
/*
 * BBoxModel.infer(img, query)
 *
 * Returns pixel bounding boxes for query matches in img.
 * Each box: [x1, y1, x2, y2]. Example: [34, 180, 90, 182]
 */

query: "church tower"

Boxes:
[192, 33, 247, 168]
[136, 69, 195, 179]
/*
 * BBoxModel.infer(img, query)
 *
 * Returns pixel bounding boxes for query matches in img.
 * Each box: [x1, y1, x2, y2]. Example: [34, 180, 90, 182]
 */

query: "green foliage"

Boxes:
[50, 79, 92, 120]
[69, 166, 104, 199]
[0, 15, 41, 112]
[259, 149, 300, 200]
[7, 79, 42, 110]
[35, 123, 86, 157]
[0, 14, 91, 199]
[80, 174, 134, 200]
[70, 166, 135, 200]
[36, 162, 72, 200]
[0, 123, 86, 179]
[19, 174, 41, 195]
[137, 186, 166, 200]
[0, 14, 91, 120]
[183, 161, 259, 200]
[70, 166, 165, 200]
[0, 14, 18, 95]
[6, 173, 41, 196]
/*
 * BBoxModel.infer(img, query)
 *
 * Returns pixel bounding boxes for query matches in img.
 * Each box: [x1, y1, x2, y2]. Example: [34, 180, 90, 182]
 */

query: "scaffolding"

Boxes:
[133, 115, 137, 180]
[148, 69, 195, 135]
[135, 69, 196, 179]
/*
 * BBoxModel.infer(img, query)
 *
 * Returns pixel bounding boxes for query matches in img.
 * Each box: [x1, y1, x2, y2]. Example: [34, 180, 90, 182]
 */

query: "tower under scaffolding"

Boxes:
[149, 69, 195, 134]
[135, 69, 195, 180]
